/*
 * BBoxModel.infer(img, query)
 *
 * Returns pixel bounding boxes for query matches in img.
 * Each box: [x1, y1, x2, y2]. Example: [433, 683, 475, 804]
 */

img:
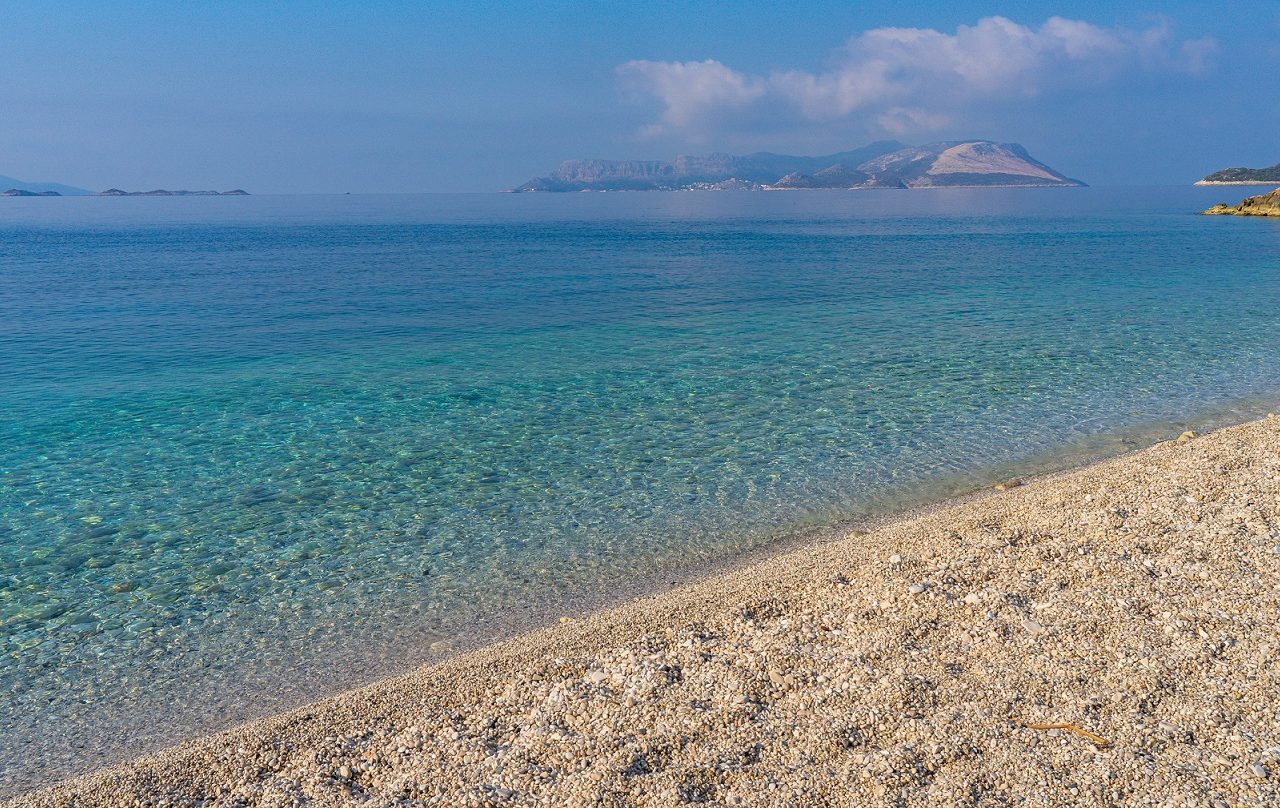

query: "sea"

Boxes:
[2, 187, 1278, 795]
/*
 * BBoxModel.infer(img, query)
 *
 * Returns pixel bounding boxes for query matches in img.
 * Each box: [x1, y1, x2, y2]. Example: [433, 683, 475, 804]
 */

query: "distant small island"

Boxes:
[1195, 163, 1280, 185]
[511, 140, 1085, 192]
[1, 174, 250, 197]
[98, 189, 249, 196]
[1203, 187, 1280, 217]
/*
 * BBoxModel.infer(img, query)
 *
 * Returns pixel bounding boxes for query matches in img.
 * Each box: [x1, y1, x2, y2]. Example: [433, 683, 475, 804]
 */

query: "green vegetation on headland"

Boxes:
[1195, 163, 1280, 185]
[1202, 187, 1280, 217]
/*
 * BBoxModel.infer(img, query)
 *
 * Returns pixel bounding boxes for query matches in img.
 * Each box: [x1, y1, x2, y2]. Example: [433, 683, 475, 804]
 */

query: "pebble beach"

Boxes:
[14, 416, 1280, 807]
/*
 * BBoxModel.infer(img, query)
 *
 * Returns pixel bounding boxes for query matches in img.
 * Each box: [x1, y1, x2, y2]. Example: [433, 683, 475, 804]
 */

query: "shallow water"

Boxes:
[2, 187, 1279, 794]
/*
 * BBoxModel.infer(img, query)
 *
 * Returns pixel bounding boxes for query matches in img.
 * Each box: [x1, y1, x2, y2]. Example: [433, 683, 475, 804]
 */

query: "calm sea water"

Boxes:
[2, 187, 1279, 793]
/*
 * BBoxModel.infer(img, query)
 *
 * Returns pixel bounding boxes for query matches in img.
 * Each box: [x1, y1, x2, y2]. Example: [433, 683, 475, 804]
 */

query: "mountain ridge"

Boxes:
[512, 141, 1084, 192]
[0, 174, 92, 196]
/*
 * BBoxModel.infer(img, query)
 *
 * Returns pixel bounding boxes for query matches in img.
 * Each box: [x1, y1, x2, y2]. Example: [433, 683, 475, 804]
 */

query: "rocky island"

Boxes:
[512, 140, 1084, 192]
[98, 189, 249, 196]
[1195, 163, 1280, 185]
[2, 189, 61, 196]
[1203, 187, 1280, 217]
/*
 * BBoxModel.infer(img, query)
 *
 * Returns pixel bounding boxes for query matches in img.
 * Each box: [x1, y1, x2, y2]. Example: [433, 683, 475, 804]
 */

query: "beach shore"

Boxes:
[14, 416, 1280, 807]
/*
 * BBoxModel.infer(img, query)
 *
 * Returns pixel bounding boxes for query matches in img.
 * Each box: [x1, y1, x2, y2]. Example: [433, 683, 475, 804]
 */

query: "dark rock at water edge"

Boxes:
[1203, 187, 1280, 217]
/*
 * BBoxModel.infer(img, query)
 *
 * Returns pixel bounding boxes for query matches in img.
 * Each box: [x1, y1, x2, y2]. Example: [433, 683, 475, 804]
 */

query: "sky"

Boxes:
[0, 1, 1277, 193]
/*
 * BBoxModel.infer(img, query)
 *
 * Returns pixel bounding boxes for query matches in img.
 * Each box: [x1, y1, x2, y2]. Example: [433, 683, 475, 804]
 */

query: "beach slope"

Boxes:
[15, 418, 1280, 806]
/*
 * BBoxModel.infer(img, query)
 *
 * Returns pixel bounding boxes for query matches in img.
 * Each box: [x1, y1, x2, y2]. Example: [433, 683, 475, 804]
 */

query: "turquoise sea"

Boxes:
[2, 187, 1279, 793]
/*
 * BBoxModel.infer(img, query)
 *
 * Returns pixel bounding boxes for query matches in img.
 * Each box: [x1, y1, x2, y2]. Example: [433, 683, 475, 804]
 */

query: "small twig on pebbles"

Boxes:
[1018, 720, 1112, 749]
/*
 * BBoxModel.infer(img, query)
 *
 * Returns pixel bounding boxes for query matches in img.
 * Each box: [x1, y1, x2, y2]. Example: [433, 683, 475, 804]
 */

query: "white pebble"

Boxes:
[1020, 616, 1045, 635]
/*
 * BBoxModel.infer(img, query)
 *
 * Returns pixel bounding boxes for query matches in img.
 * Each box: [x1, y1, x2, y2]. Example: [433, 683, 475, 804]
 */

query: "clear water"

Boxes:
[2, 187, 1278, 794]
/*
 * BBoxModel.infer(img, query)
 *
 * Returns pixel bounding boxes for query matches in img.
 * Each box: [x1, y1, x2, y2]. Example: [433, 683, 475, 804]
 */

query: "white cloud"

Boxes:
[619, 16, 1215, 136]
[876, 107, 952, 136]
[1178, 36, 1218, 76]
[615, 59, 764, 137]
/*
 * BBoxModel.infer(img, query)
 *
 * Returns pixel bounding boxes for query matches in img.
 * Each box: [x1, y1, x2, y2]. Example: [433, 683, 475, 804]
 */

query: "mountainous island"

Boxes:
[0, 174, 91, 195]
[1195, 163, 1280, 185]
[1203, 187, 1280, 217]
[512, 140, 1085, 192]
[98, 189, 249, 196]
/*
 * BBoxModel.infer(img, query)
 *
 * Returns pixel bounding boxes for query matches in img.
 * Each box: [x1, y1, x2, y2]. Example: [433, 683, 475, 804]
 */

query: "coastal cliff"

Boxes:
[1203, 187, 1280, 217]
[513, 141, 1084, 192]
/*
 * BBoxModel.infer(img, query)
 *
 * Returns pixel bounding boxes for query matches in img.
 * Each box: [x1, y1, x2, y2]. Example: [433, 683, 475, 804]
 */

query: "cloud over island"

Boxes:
[617, 15, 1216, 138]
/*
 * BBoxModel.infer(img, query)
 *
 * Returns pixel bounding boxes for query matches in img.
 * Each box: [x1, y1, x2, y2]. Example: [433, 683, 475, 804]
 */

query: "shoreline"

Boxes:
[14, 413, 1280, 806]
[6, 395, 1273, 797]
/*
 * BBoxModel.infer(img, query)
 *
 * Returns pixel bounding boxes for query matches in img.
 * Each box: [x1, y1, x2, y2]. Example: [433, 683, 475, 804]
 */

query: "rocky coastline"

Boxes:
[1203, 188, 1280, 217]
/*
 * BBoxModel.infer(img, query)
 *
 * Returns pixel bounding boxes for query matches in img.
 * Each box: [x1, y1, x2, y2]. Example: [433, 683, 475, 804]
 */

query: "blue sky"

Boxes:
[1, 1, 1276, 192]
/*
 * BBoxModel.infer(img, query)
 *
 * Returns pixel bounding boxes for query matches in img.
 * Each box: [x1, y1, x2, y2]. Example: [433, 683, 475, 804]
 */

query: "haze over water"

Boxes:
[2, 187, 1279, 792]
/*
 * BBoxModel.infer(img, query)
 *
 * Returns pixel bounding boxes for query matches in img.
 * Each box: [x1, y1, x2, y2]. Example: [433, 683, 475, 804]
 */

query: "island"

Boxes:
[1202, 187, 1280, 217]
[511, 140, 1085, 192]
[0, 174, 91, 195]
[1195, 163, 1280, 185]
[98, 189, 249, 196]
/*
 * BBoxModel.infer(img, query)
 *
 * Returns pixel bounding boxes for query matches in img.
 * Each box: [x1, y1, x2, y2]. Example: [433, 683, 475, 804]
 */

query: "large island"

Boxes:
[512, 140, 1085, 192]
